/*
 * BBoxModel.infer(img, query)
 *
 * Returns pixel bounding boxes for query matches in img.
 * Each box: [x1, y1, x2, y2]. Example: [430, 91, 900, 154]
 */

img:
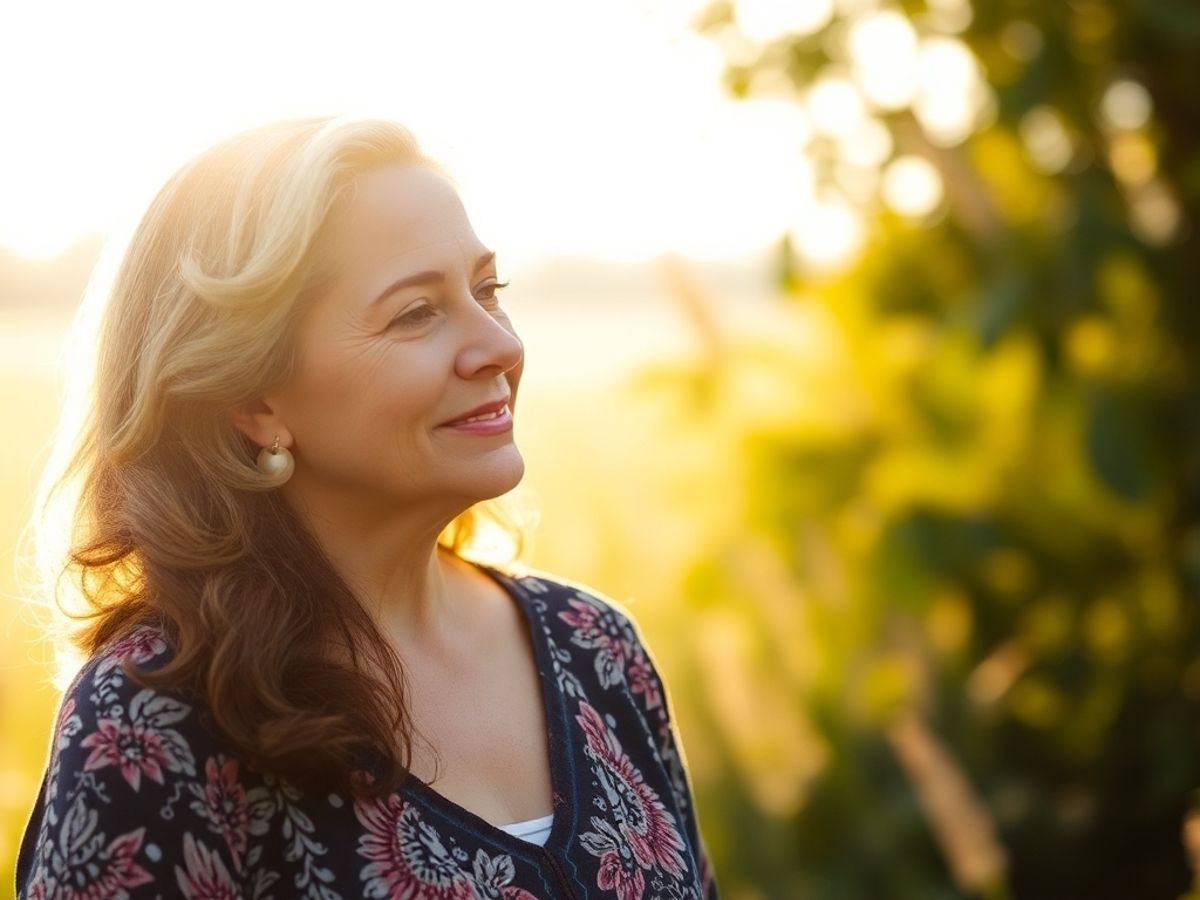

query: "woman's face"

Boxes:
[261, 163, 525, 520]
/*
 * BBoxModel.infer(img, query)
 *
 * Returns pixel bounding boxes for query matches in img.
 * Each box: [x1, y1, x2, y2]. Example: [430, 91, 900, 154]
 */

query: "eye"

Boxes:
[479, 280, 511, 306]
[388, 303, 437, 329]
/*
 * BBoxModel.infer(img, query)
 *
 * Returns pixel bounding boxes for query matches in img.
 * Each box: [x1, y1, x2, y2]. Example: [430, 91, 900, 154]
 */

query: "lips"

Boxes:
[439, 397, 511, 427]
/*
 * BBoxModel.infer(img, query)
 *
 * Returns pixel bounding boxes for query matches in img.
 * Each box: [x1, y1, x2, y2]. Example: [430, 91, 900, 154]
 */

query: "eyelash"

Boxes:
[389, 281, 511, 329]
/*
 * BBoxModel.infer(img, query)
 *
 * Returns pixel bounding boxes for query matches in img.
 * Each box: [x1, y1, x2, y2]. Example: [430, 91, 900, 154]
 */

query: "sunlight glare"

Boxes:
[0, 217, 81, 262]
[837, 117, 893, 169]
[0, 0, 821, 270]
[914, 37, 992, 146]
[836, 0, 882, 15]
[835, 161, 881, 205]
[848, 11, 920, 110]
[882, 155, 944, 218]
[807, 73, 868, 138]
[791, 198, 866, 269]
[735, 0, 835, 43]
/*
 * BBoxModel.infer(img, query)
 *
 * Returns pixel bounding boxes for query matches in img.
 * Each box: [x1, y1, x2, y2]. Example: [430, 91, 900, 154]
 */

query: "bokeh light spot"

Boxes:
[914, 37, 992, 146]
[807, 72, 867, 138]
[735, 0, 834, 43]
[1101, 79, 1153, 131]
[848, 10, 919, 110]
[791, 198, 866, 269]
[882, 155, 945, 218]
[1020, 106, 1075, 174]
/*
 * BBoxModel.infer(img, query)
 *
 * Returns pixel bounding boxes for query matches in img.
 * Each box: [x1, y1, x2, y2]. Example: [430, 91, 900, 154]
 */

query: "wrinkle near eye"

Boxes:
[309, 308, 396, 375]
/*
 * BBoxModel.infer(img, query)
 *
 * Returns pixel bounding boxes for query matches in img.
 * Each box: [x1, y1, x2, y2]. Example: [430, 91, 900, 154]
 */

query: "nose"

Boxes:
[454, 299, 524, 384]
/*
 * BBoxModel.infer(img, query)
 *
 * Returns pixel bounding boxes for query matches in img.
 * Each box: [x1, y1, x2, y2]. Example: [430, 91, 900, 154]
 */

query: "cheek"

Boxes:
[296, 344, 445, 439]
[290, 353, 363, 426]
[279, 350, 359, 439]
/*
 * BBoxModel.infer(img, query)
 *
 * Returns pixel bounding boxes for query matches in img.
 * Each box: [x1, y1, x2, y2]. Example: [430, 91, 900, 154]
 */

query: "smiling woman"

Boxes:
[230, 162, 528, 585]
[15, 116, 717, 899]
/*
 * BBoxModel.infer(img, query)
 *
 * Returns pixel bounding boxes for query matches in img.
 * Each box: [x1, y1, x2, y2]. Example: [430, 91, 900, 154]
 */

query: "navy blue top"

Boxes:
[16, 563, 718, 899]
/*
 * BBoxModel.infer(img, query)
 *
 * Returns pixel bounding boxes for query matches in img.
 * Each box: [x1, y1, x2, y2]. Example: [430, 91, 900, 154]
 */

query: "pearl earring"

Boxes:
[255, 435, 295, 485]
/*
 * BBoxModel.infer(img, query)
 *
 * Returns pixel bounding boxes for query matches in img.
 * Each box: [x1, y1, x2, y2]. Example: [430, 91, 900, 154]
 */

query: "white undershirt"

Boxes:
[496, 812, 555, 846]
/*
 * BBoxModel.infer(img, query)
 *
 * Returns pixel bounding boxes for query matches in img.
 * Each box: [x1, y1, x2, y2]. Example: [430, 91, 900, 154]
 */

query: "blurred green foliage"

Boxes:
[631, 0, 1200, 896]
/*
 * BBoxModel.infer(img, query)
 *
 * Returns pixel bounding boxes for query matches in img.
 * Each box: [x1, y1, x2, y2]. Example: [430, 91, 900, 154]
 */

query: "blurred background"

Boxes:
[3, 0, 1200, 897]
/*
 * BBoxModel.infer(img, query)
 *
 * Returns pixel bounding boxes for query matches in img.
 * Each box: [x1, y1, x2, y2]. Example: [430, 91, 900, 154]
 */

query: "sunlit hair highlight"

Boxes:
[28, 115, 529, 797]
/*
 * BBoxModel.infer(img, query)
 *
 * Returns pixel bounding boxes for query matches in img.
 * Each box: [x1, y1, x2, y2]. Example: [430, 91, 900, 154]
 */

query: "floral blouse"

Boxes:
[15, 564, 719, 899]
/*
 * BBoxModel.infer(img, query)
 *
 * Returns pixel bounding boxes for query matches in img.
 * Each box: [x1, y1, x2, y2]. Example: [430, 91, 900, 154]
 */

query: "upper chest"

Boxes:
[399, 579, 555, 826]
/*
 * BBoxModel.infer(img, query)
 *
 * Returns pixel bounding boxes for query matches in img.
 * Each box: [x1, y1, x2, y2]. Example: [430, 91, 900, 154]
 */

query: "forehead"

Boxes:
[320, 164, 487, 280]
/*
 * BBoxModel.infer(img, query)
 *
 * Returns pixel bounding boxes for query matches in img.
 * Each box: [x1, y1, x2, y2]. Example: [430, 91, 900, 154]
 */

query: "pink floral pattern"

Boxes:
[559, 595, 632, 689]
[81, 717, 174, 792]
[31, 793, 154, 899]
[353, 793, 542, 899]
[624, 653, 662, 715]
[355, 793, 477, 899]
[575, 702, 688, 888]
[18, 572, 717, 900]
[559, 594, 662, 713]
[190, 755, 251, 870]
[95, 626, 169, 676]
[175, 832, 241, 899]
[78, 687, 196, 792]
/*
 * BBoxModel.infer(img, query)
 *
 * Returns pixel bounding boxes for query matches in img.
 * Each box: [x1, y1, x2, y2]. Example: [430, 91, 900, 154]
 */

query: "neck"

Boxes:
[280, 478, 474, 654]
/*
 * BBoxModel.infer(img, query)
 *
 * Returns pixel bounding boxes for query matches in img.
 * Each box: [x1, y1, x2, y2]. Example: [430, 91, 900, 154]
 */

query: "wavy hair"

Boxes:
[29, 116, 528, 798]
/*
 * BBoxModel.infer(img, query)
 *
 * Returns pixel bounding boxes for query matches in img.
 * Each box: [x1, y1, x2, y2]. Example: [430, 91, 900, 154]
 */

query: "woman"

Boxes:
[15, 116, 717, 899]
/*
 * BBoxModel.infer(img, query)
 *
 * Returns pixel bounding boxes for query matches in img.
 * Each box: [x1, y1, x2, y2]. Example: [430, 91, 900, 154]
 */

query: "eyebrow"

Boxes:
[370, 251, 497, 307]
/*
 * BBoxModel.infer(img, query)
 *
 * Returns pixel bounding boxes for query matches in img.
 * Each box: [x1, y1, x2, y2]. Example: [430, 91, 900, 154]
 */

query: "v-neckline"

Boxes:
[399, 561, 575, 855]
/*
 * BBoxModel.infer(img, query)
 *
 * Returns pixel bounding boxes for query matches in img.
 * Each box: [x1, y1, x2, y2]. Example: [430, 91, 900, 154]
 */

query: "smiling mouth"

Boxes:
[451, 404, 509, 425]
[439, 403, 513, 428]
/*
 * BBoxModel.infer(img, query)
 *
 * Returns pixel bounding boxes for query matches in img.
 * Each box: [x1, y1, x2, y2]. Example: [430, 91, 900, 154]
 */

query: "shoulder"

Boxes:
[65, 620, 199, 729]
[495, 562, 643, 630]
[499, 564, 659, 658]
[493, 563, 668, 712]
[47, 620, 219, 795]
[17, 622, 253, 898]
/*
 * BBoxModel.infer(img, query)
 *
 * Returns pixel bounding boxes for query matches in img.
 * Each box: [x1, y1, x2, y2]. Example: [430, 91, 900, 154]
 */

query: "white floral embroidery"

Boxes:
[37, 792, 154, 898]
[246, 774, 340, 900]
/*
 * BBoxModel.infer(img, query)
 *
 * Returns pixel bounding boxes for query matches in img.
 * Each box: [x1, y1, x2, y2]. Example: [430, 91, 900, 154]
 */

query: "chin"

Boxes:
[492, 456, 526, 496]
[457, 452, 525, 502]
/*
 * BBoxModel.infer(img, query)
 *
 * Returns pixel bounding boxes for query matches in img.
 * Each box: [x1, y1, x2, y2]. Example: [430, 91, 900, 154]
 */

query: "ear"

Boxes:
[230, 398, 293, 451]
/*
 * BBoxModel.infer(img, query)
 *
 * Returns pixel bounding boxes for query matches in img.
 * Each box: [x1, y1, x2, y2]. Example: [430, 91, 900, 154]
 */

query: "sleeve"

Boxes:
[15, 655, 248, 899]
[622, 612, 720, 900]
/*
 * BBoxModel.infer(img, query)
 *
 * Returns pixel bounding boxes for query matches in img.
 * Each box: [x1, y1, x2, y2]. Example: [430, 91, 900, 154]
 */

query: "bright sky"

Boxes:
[1, 0, 993, 275]
[0, 0, 827, 273]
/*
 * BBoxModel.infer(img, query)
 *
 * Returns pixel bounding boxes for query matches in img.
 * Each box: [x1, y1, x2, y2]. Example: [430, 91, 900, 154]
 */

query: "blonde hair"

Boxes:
[30, 115, 528, 796]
